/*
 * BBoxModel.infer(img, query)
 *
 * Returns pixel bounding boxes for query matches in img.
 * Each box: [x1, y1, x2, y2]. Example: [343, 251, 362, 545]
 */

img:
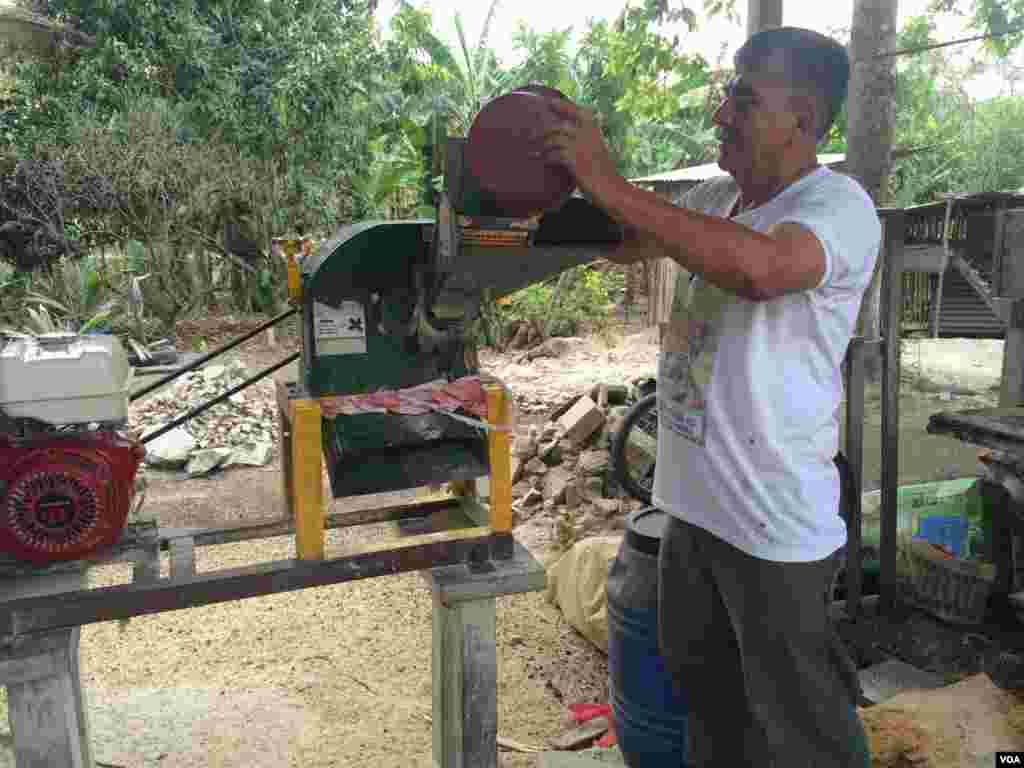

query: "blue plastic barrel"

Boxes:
[607, 507, 688, 766]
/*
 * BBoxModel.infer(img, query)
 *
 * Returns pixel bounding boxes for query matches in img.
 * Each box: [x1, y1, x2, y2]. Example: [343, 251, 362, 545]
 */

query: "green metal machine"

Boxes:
[297, 94, 623, 498]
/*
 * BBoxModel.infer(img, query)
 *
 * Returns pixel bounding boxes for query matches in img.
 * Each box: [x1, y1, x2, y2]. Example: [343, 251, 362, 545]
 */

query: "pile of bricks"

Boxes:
[509, 384, 647, 550]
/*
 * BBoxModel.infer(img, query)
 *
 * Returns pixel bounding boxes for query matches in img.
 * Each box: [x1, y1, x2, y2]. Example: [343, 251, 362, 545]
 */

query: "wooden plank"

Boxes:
[0, 530, 508, 636]
[4, 628, 90, 768]
[291, 399, 324, 560]
[485, 385, 512, 534]
[901, 244, 948, 274]
[462, 615, 498, 767]
[0, 647, 66, 686]
[433, 593, 498, 768]
[8, 674, 90, 768]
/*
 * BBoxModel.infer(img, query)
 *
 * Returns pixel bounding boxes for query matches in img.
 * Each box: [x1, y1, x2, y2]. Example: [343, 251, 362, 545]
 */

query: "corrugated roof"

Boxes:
[630, 153, 847, 183]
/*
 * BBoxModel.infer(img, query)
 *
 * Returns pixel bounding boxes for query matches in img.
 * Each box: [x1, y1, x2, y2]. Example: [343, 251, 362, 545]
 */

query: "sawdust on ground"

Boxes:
[4, 322, 1012, 767]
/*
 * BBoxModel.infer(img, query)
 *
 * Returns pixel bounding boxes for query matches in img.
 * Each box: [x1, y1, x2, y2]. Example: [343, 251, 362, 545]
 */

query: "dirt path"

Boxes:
[0, 325, 1008, 767]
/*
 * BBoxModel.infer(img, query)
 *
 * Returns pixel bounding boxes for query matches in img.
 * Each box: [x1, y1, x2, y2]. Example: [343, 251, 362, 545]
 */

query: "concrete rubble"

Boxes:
[507, 376, 654, 549]
[130, 358, 277, 475]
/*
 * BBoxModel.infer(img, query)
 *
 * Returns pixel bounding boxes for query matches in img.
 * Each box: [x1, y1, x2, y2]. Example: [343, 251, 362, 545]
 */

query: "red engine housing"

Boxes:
[0, 432, 144, 564]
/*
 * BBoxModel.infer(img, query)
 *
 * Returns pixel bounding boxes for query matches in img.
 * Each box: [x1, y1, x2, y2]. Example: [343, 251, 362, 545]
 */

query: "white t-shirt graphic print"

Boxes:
[652, 169, 881, 562]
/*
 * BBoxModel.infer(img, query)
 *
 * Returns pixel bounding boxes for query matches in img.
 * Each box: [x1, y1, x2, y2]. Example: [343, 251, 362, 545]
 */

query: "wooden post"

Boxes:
[427, 541, 546, 768]
[432, 594, 497, 768]
[169, 537, 196, 581]
[1001, 301, 1024, 408]
[0, 569, 93, 768]
[291, 399, 324, 560]
[997, 208, 1024, 407]
[485, 385, 512, 534]
[131, 540, 160, 584]
[929, 198, 955, 339]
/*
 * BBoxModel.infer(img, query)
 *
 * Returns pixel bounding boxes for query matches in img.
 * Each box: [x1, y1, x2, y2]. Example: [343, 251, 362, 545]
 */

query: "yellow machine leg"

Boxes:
[290, 400, 324, 560]
[485, 384, 512, 533]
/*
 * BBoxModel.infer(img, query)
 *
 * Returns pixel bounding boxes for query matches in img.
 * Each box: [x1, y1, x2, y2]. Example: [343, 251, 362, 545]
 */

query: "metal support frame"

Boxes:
[843, 336, 878, 620]
[837, 211, 906, 620]
[0, 519, 544, 768]
[0, 364, 532, 767]
[879, 209, 906, 613]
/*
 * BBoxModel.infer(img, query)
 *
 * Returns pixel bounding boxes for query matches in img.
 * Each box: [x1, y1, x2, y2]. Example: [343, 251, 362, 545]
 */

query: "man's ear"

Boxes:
[790, 92, 819, 140]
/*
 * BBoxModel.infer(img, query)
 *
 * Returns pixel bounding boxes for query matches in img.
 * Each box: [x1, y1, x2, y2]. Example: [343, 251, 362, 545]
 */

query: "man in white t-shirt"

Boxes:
[539, 26, 879, 767]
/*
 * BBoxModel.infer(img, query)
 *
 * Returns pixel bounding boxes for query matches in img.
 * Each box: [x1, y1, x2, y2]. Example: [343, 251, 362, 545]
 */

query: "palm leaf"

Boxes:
[23, 293, 70, 314]
[475, 0, 501, 75]
[419, 28, 465, 86]
[454, 13, 475, 98]
[26, 305, 60, 334]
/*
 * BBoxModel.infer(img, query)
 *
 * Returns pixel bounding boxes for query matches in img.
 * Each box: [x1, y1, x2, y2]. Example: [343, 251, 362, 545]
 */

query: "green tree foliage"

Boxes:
[0, 0, 732, 337]
[383, 0, 512, 136]
[5, 0, 387, 227]
[503, 1, 718, 178]
[888, 16, 975, 205]
[887, 14, 1024, 204]
[930, 0, 1024, 55]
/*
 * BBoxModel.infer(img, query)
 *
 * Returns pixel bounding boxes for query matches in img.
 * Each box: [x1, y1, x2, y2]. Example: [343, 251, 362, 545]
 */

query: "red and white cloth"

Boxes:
[319, 375, 489, 420]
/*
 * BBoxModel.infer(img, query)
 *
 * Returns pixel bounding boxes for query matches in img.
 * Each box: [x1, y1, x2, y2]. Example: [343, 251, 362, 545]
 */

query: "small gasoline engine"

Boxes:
[0, 335, 143, 564]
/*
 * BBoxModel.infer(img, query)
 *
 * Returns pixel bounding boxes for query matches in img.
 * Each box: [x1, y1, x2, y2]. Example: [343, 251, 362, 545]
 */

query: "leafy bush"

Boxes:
[478, 264, 626, 348]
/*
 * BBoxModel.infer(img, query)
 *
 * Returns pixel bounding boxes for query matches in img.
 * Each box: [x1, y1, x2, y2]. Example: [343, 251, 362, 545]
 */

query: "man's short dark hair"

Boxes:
[735, 26, 850, 141]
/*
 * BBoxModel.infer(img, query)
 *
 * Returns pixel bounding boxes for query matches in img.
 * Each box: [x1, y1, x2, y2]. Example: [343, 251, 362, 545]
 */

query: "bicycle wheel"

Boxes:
[611, 393, 659, 505]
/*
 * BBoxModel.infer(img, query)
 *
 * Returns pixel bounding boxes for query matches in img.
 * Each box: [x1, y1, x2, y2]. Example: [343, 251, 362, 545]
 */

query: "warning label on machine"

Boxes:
[313, 301, 367, 355]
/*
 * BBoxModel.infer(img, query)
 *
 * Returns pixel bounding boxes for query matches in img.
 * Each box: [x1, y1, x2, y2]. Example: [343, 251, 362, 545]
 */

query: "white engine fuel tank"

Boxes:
[0, 334, 133, 425]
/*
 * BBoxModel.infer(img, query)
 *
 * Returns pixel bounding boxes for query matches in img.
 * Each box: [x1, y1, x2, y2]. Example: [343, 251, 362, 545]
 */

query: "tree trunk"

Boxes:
[846, 0, 899, 380]
[747, 0, 783, 37]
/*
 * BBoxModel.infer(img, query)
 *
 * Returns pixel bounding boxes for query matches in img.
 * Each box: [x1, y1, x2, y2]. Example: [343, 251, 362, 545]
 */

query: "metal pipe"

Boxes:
[157, 498, 462, 550]
[843, 335, 869, 619]
[130, 307, 298, 403]
[879, 210, 906, 613]
[140, 352, 299, 445]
